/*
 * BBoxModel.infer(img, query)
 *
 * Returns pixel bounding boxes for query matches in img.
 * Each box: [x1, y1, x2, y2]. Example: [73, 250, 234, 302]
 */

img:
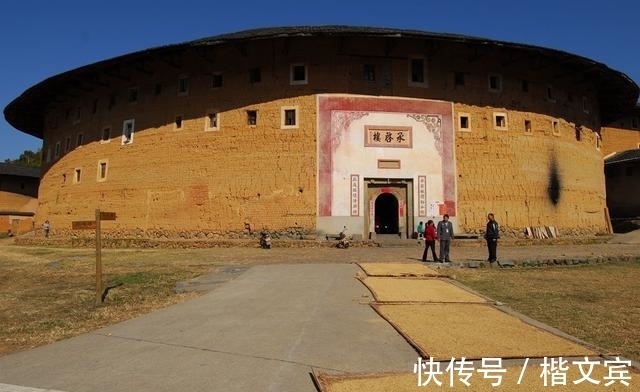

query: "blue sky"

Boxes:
[1, 0, 638, 161]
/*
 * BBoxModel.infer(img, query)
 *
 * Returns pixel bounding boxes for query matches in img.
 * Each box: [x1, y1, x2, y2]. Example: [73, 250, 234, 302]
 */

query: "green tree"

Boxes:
[3, 148, 42, 168]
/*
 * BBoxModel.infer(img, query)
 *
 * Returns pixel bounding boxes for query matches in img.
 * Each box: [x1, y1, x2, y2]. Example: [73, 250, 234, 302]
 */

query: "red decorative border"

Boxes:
[318, 95, 455, 217]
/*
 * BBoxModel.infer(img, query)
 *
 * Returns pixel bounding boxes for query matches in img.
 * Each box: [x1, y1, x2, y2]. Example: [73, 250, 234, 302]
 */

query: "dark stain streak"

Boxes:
[548, 155, 561, 205]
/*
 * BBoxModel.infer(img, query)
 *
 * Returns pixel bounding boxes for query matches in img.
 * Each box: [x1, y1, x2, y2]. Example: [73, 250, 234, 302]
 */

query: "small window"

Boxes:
[408, 57, 427, 86]
[247, 110, 257, 126]
[205, 111, 219, 131]
[108, 94, 116, 110]
[631, 117, 639, 129]
[54, 142, 61, 158]
[281, 107, 298, 129]
[46, 148, 52, 163]
[524, 120, 532, 134]
[458, 113, 470, 132]
[363, 64, 376, 81]
[101, 127, 111, 143]
[596, 134, 602, 150]
[76, 133, 84, 147]
[65, 137, 71, 152]
[175, 115, 183, 130]
[97, 160, 108, 182]
[575, 125, 582, 141]
[625, 166, 634, 176]
[154, 83, 162, 96]
[551, 120, 560, 136]
[522, 80, 529, 92]
[249, 68, 261, 83]
[493, 113, 507, 130]
[74, 168, 82, 184]
[211, 73, 223, 88]
[290, 63, 308, 85]
[128, 87, 139, 103]
[582, 97, 589, 114]
[122, 119, 135, 144]
[73, 106, 81, 124]
[546, 85, 556, 102]
[488, 74, 502, 92]
[454, 72, 465, 87]
[178, 75, 189, 95]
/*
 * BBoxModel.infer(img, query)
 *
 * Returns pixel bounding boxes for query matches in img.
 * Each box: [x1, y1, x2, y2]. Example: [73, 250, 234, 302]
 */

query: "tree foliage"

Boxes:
[3, 149, 42, 168]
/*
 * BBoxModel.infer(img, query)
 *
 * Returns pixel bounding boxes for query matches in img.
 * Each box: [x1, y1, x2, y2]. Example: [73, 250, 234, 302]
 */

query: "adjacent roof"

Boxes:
[4, 25, 639, 138]
[605, 149, 640, 165]
[0, 163, 41, 178]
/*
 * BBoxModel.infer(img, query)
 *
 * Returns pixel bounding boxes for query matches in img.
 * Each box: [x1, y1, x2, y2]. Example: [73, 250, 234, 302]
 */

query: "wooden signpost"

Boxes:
[72, 209, 116, 306]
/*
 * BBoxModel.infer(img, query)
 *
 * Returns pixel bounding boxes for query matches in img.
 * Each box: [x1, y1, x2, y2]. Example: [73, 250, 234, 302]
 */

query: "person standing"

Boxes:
[436, 214, 454, 262]
[485, 213, 500, 265]
[43, 220, 51, 238]
[421, 220, 438, 262]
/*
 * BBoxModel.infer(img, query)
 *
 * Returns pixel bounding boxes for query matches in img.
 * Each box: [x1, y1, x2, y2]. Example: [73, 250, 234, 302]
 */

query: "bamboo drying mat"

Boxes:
[360, 276, 486, 303]
[357, 262, 440, 277]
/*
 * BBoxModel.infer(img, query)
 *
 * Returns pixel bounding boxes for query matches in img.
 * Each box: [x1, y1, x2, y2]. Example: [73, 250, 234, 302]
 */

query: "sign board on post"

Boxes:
[71, 209, 117, 306]
[99, 212, 117, 221]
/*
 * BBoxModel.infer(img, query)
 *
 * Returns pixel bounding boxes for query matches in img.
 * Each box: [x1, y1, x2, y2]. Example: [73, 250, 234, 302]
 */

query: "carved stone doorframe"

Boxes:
[364, 178, 414, 239]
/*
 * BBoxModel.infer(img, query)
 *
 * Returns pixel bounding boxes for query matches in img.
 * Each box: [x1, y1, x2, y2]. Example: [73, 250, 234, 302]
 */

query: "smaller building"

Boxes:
[604, 149, 640, 231]
[0, 163, 40, 235]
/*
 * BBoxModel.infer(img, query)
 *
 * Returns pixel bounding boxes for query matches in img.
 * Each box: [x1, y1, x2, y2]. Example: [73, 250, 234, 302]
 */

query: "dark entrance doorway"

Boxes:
[375, 193, 399, 234]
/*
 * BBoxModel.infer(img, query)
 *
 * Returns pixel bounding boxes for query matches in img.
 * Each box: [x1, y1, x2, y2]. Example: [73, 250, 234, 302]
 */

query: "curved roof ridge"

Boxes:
[4, 25, 639, 138]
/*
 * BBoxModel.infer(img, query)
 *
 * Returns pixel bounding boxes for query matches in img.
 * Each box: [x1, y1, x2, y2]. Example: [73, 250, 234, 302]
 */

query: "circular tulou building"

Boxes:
[4, 26, 639, 240]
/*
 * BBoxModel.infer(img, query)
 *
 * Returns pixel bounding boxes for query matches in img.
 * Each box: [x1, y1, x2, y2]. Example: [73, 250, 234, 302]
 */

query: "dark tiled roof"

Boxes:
[0, 163, 40, 178]
[5, 25, 639, 138]
[605, 149, 640, 164]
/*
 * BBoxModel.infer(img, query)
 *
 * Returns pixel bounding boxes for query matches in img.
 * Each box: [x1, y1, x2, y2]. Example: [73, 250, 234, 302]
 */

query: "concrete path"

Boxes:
[0, 264, 418, 392]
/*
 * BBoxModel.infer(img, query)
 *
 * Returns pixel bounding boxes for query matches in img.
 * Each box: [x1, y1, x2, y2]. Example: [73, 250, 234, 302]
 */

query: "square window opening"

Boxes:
[284, 109, 297, 127]
[410, 58, 425, 84]
[206, 112, 218, 130]
[247, 110, 257, 126]
[102, 127, 111, 142]
[122, 119, 135, 144]
[249, 68, 262, 83]
[489, 75, 502, 91]
[290, 64, 307, 84]
[211, 73, 223, 88]
[178, 76, 190, 95]
[363, 64, 376, 81]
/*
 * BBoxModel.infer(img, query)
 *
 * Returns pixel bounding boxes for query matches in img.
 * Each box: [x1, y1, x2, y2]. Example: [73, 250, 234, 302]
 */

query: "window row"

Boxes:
[457, 112, 601, 148]
[45, 107, 301, 163]
[60, 160, 108, 185]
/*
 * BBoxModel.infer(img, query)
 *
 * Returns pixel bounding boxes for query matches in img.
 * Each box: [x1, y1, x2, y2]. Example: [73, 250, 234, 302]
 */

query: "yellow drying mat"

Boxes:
[317, 364, 637, 391]
[357, 262, 440, 277]
[373, 303, 598, 361]
[360, 276, 486, 303]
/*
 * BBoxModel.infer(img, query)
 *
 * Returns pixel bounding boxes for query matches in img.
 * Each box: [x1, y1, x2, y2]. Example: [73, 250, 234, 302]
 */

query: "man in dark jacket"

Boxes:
[436, 214, 454, 262]
[485, 213, 500, 265]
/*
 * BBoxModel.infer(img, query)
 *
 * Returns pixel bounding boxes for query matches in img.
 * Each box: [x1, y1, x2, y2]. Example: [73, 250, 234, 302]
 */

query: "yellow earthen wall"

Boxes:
[35, 35, 611, 237]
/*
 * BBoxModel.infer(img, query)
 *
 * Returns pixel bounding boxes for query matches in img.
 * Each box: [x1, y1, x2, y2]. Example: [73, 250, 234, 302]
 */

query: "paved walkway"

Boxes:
[1, 237, 639, 392]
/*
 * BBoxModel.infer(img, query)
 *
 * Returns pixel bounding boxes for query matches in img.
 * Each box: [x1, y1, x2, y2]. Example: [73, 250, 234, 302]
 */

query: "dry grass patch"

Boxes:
[0, 244, 215, 355]
[452, 261, 640, 362]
